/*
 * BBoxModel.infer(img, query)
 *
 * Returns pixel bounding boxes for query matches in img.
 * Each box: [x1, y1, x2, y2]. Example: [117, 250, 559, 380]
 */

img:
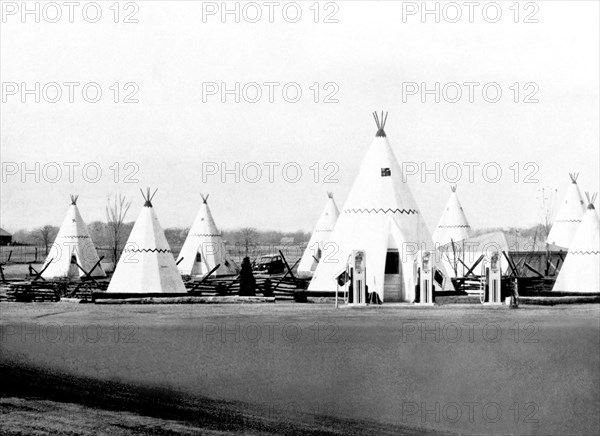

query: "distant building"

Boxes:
[280, 236, 294, 244]
[0, 228, 12, 245]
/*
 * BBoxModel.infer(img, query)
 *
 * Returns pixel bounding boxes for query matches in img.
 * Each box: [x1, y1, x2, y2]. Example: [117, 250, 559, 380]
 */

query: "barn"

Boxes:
[0, 228, 12, 245]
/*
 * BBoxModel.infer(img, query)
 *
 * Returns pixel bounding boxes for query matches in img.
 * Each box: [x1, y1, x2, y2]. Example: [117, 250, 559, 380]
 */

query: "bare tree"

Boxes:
[240, 227, 258, 257]
[36, 225, 58, 254]
[106, 194, 131, 263]
[536, 186, 557, 242]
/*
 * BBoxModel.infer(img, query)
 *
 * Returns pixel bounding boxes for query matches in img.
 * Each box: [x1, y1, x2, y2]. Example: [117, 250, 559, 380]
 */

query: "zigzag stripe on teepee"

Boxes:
[344, 208, 419, 215]
[122, 248, 173, 253]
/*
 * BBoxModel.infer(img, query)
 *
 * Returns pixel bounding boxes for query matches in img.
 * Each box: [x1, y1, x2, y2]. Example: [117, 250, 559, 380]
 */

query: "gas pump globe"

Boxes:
[422, 252, 431, 273]
[491, 252, 499, 273]
[348, 250, 367, 306]
[355, 251, 365, 272]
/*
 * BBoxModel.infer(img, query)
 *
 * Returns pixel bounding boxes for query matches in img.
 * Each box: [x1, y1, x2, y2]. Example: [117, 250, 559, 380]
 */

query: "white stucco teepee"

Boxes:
[41, 195, 106, 279]
[297, 192, 340, 276]
[547, 173, 586, 249]
[553, 193, 599, 293]
[308, 112, 446, 302]
[176, 194, 238, 277]
[107, 189, 186, 293]
[432, 185, 471, 247]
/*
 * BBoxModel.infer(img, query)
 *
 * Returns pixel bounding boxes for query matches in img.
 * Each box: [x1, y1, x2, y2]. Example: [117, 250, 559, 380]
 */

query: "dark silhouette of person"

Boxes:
[239, 257, 256, 296]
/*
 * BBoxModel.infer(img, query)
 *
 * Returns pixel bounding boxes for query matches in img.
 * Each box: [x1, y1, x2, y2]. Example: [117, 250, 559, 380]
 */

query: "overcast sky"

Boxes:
[1, 0, 598, 234]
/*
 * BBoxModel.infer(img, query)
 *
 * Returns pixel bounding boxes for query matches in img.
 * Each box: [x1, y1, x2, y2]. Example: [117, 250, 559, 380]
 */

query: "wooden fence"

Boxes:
[1, 243, 306, 265]
[0, 272, 309, 303]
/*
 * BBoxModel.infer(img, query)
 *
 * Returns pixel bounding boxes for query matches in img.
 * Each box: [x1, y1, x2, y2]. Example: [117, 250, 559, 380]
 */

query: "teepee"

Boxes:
[308, 112, 447, 302]
[176, 194, 238, 277]
[107, 189, 186, 293]
[297, 193, 340, 276]
[432, 185, 471, 247]
[41, 195, 106, 279]
[546, 173, 586, 249]
[553, 193, 599, 293]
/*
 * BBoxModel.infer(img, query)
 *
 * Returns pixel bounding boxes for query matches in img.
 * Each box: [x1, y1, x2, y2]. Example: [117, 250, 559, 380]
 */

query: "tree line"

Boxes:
[9, 223, 310, 261]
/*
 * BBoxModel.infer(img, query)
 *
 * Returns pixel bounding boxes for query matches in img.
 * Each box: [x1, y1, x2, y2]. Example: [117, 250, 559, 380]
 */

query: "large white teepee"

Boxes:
[308, 112, 447, 301]
[553, 193, 599, 293]
[297, 192, 340, 276]
[107, 189, 186, 293]
[176, 194, 238, 277]
[432, 185, 471, 247]
[546, 173, 586, 249]
[41, 195, 106, 279]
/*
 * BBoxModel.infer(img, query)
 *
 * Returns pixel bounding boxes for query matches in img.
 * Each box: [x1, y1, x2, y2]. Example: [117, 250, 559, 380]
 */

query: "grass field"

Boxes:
[1, 303, 599, 435]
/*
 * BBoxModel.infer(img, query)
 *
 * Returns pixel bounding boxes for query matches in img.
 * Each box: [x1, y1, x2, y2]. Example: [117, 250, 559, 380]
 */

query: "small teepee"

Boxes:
[107, 188, 186, 294]
[41, 195, 106, 279]
[432, 185, 471, 247]
[297, 192, 340, 276]
[308, 112, 447, 301]
[546, 173, 586, 249]
[552, 193, 599, 293]
[176, 194, 238, 277]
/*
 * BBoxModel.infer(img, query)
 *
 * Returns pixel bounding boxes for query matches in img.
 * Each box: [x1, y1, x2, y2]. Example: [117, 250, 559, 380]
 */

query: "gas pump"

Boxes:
[481, 251, 502, 304]
[347, 250, 367, 306]
[414, 251, 434, 305]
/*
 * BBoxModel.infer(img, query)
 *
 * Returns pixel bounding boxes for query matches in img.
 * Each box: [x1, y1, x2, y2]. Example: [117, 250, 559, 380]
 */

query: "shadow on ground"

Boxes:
[0, 360, 446, 436]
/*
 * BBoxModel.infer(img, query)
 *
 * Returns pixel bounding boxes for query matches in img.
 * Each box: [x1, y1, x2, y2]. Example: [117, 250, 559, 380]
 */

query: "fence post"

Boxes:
[35, 247, 38, 262]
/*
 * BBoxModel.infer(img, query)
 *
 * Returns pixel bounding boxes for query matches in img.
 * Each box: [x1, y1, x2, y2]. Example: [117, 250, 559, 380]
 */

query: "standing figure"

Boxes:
[239, 257, 256, 296]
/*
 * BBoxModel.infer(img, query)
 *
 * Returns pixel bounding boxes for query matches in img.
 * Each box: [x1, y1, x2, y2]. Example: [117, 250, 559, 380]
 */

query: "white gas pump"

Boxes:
[347, 250, 367, 306]
[481, 251, 502, 304]
[414, 251, 435, 305]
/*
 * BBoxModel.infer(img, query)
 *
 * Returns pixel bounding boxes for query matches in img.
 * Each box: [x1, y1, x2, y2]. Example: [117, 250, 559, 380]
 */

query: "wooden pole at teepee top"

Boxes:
[140, 187, 158, 206]
[149, 188, 158, 202]
[372, 111, 380, 130]
[569, 172, 579, 183]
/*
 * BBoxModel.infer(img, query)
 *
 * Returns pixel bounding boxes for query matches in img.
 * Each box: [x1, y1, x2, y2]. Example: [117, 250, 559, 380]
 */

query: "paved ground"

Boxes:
[1, 302, 599, 435]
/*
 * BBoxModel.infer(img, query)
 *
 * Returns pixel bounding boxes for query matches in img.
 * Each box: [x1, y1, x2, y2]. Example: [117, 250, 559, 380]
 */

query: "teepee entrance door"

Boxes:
[384, 250, 403, 302]
[69, 254, 79, 278]
[190, 251, 203, 276]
